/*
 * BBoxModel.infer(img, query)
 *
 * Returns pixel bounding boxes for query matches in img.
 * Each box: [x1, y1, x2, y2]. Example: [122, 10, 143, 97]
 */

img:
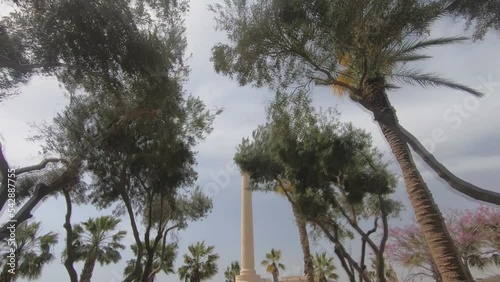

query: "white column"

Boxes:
[236, 172, 261, 282]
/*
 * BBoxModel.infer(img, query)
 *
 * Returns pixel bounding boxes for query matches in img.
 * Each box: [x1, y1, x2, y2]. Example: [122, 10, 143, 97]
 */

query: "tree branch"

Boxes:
[398, 125, 500, 205]
[16, 158, 68, 175]
[0, 54, 68, 72]
[0, 113, 132, 240]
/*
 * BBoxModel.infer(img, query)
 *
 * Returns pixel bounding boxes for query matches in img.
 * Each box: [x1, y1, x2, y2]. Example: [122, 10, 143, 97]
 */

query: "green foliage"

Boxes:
[143, 187, 213, 231]
[261, 249, 286, 276]
[178, 241, 220, 282]
[312, 252, 339, 282]
[235, 91, 396, 203]
[0, 0, 187, 98]
[224, 261, 240, 282]
[0, 221, 58, 281]
[124, 241, 178, 277]
[210, 0, 481, 98]
[445, 0, 500, 40]
[68, 216, 126, 266]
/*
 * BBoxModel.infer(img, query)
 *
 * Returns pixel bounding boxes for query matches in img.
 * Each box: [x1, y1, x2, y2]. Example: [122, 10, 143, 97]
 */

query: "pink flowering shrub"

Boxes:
[386, 206, 500, 280]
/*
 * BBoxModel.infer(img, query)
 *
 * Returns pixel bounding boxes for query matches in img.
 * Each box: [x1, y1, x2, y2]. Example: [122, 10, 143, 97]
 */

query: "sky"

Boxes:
[1, 1, 500, 281]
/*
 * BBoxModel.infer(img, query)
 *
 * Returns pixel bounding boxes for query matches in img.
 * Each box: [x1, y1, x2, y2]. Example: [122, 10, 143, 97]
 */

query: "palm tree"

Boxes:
[366, 258, 398, 282]
[224, 261, 240, 282]
[124, 242, 177, 281]
[277, 180, 314, 282]
[210, 1, 483, 280]
[178, 241, 219, 282]
[261, 249, 286, 282]
[312, 252, 339, 282]
[70, 216, 126, 282]
[0, 221, 58, 282]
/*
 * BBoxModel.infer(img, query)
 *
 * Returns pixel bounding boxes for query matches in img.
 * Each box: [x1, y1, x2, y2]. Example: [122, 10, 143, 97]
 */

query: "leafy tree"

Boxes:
[235, 92, 401, 282]
[0, 221, 58, 282]
[124, 241, 178, 281]
[0, 0, 191, 238]
[261, 249, 286, 282]
[224, 261, 240, 282]
[386, 206, 500, 281]
[0, 0, 186, 99]
[444, 0, 500, 40]
[210, 0, 500, 279]
[312, 252, 339, 282]
[178, 241, 220, 282]
[66, 216, 126, 282]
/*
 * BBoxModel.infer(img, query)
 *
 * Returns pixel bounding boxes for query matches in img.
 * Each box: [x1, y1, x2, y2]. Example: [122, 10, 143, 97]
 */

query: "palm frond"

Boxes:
[393, 54, 432, 63]
[388, 69, 483, 97]
[399, 37, 469, 55]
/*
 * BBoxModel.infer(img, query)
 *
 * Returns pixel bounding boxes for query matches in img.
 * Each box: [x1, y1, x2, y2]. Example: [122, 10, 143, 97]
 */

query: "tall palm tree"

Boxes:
[178, 241, 219, 282]
[70, 216, 126, 282]
[277, 180, 314, 282]
[210, 1, 483, 280]
[312, 252, 339, 282]
[261, 249, 286, 282]
[0, 221, 58, 282]
[123, 242, 177, 281]
[224, 261, 240, 282]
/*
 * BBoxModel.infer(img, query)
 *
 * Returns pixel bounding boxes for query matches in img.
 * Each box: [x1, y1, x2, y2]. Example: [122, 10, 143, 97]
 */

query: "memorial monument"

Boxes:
[236, 172, 262, 282]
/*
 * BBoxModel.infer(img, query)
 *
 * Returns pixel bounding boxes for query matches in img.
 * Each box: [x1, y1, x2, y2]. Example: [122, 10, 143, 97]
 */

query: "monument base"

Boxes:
[236, 270, 261, 282]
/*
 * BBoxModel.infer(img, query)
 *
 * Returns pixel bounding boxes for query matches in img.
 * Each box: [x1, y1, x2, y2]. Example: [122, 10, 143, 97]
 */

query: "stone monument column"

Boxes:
[236, 172, 261, 282]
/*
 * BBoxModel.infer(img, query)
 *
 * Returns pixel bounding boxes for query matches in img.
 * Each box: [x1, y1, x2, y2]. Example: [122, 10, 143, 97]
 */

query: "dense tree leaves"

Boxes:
[0, 0, 187, 99]
[235, 91, 401, 281]
[235, 91, 395, 201]
[445, 0, 500, 40]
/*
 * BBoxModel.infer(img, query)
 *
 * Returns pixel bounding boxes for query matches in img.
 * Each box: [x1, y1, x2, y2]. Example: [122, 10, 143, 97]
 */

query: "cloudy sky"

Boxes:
[1, 1, 500, 281]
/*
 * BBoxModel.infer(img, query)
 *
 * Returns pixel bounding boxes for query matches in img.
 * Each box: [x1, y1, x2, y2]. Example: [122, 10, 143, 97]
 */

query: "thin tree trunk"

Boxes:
[316, 220, 370, 282]
[63, 189, 78, 282]
[334, 247, 356, 282]
[358, 80, 473, 282]
[377, 195, 389, 282]
[121, 170, 144, 282]
[79, 251, 97, 282]
[290, 203, 314, 282]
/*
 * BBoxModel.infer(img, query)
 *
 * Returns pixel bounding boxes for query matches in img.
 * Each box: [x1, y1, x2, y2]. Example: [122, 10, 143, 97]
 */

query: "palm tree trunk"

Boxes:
[291, 204, 315, 282]
[79, 250, 97, 282]
[358, 79, 473, 282]
[272, 270, 279, 282]
[1, 264, 14, 282]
